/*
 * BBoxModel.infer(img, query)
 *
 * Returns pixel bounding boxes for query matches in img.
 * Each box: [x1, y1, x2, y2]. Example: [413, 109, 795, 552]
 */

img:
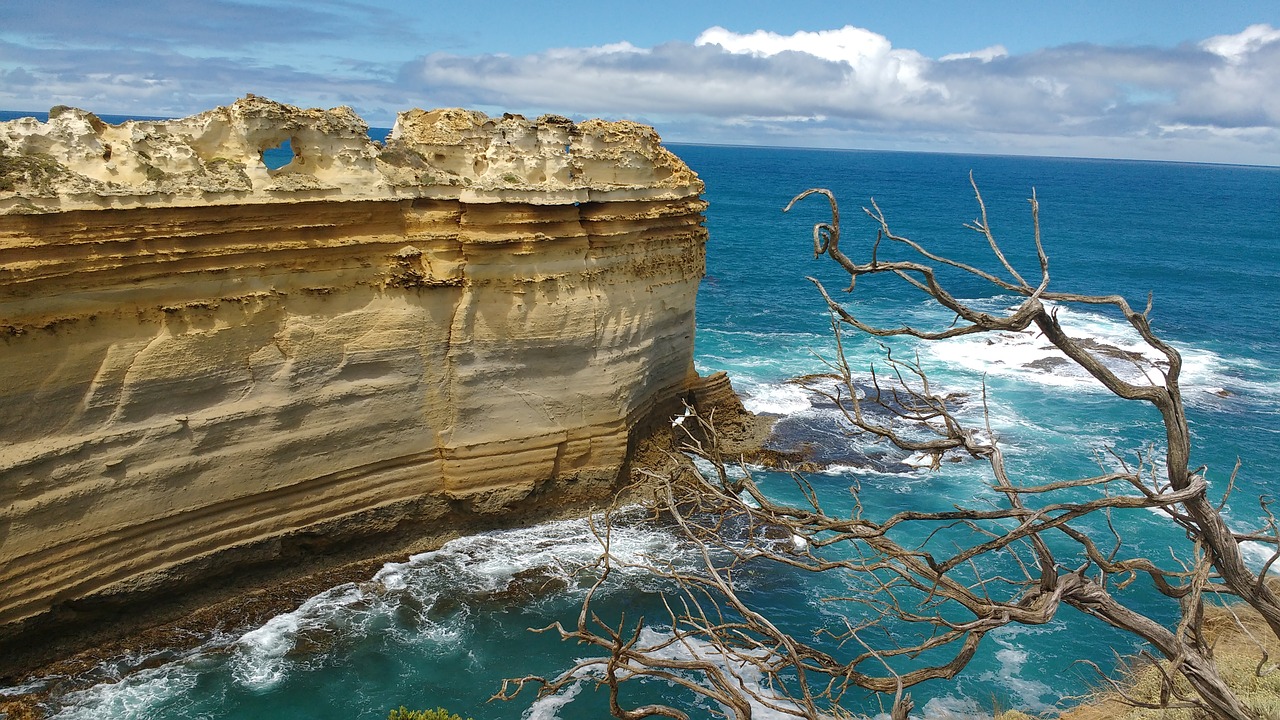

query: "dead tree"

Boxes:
[498, 179, 1280, 720]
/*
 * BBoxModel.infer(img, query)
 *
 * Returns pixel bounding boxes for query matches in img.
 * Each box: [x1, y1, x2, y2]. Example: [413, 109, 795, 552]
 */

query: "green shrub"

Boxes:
[387, 707, 474, 720]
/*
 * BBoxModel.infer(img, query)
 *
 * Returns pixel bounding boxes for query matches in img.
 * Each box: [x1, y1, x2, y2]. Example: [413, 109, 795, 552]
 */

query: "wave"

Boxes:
[908, 299, 1280, 411]
[43, 512, 701, 719]
[45, 662, 205, 720]
[1241, 541, 1276, 571]
[704, 295, 1278, 426]
[737, 380, 815, 415]
[526, 626, 834, 720]
[693, 293, 1280, 496]
[522, 676, 585, 720]
[976, 625, 1061, 714]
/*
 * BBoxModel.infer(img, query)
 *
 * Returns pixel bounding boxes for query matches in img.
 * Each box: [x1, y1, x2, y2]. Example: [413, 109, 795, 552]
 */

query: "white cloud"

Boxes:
[695, 25, 937, 96]
[939, 45, 1009, 63]
[546, 41, 644, 60]
[408, 26, 956, 125]
[4, 13, 1280, 165]
[696, 25, 889, 65]
[399, 23, 1280, 164]
[1201, 23, 1280, 63]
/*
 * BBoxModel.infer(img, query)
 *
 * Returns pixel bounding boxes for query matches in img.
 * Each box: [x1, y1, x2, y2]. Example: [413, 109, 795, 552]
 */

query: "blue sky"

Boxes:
[2, 1, 1279, 164]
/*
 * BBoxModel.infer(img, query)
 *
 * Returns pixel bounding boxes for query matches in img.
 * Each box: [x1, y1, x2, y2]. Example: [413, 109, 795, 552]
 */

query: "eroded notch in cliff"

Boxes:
[261, 138, 295, 171]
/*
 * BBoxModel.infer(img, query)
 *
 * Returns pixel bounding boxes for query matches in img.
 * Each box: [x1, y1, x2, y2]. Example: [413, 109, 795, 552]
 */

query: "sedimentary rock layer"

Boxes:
[0, 97, 707, 660]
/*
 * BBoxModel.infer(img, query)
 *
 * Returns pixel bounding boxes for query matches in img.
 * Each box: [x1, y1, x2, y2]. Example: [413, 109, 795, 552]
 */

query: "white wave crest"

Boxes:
[230, 582, 367, 690]
[739, 381, 814, 415]
[530, 626, 834, 720]
[49, 664, 201, 720]
[49, 513, 703, 718]
[920, 300, 1234, 401]
[972, 624, 1062, 715]
[1241, 540, 1280, 573]
[522, 674, 587, 720]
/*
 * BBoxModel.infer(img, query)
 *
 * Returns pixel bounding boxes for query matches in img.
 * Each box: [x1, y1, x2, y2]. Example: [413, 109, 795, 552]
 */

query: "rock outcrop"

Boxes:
[0, 96, 707, 669]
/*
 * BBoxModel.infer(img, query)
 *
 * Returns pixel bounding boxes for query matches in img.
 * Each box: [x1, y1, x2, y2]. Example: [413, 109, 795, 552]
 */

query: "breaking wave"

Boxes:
[42, 512, 703, 720]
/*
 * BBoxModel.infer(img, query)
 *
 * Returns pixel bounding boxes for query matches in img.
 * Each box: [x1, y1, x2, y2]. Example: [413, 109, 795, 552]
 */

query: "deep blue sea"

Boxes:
[4, 111, 1280, 718]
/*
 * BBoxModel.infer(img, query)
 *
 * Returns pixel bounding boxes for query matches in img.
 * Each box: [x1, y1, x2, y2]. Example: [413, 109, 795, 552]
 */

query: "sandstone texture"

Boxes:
[0, 96, 707, 669]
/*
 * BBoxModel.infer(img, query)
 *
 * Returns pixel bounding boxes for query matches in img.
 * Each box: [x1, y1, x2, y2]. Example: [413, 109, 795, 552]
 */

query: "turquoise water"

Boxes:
[4, 129, 1280, 718]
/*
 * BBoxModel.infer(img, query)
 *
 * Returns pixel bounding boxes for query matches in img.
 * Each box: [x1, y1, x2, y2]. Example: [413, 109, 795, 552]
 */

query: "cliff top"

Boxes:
[0, 95, 703, 214]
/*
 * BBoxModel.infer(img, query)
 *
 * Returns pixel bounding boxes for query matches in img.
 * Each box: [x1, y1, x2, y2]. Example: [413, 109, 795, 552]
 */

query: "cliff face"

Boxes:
[0, 97, 707, 661]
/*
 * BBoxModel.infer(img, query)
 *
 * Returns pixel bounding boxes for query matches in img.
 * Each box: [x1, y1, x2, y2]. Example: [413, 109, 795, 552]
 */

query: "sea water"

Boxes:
[3, 119, 1279, 718]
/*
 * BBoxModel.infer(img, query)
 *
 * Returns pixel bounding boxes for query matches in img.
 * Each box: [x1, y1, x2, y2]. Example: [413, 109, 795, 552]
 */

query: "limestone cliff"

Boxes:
[0, 96, 707, 668]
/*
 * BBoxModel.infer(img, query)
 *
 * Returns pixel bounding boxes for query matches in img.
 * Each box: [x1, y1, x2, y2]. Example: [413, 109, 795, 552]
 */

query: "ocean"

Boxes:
[3, 117, 1280, 718]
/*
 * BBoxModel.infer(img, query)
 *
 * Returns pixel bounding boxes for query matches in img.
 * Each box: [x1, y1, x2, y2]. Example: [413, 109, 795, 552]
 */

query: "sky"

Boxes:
[2, 1, 1279, 165]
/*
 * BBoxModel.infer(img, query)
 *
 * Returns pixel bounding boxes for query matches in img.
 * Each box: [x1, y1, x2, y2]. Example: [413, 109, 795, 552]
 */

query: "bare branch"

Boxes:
[507, 181, 1276, 720]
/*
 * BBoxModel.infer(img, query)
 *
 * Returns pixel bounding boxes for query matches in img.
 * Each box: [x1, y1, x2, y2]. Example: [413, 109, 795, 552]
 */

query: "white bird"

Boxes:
[790, 534, 808, 553]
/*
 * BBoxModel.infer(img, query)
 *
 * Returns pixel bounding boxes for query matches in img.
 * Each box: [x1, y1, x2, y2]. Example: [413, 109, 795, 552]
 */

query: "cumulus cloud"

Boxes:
[400, 23, 1280, 163]
[3, 11, 1279, 164]
[696, 25, 909, 67]
[694, 25, 940, 101]
[1201, 23, 1280, 63]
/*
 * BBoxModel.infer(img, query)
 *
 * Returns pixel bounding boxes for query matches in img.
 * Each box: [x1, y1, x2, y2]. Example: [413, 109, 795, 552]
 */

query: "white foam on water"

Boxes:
[973, 624, 1060, 715]
[232, 613, 300, 690]
[916, 298, 1247, 405]
[986, 647, 1054, 713]
[623, 627, 836, 720]
[50, 664, 201, 720]
[740, 380, 814, 415]
[378, 567, 408, 591]
[230, 581, 367, 691]
[689, 453, 749, 484]
[397, 510, 702, 588]
[522, 675, 586, 720]
[699, 327, 831, 343]
[911, 695, 987, 719]
[1241, 540, 1280, 574]
[818, 463, 872, 476]
[46, 512, 704, 719]
[902, 451, 938, 469]
[1211, 356, 1280, 402]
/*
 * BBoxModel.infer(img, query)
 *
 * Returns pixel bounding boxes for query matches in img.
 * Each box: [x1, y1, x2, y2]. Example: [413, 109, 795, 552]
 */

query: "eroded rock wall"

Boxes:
[0, 97, 706, 660]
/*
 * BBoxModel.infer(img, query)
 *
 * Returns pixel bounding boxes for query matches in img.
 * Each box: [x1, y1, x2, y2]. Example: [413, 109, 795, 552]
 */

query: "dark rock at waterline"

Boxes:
[426, 593, 463, 623]
[475, 568, 571, 611]
[750, 378, 973, 474]
[1024, 356, 1071, 372]
[290, 626, 339, 658]
[1074, 337, 1149, 364]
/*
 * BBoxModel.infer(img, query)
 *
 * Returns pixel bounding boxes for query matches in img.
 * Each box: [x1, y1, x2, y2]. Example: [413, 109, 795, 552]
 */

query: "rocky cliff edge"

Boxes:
[0, 94, 701, 213]
[0, 96, 710, 675]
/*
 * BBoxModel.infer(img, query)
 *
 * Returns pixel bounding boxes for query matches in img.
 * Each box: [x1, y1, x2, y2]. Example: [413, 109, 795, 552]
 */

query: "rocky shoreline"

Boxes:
[0, 373, 769, 718]
[0, 96, 710, 680]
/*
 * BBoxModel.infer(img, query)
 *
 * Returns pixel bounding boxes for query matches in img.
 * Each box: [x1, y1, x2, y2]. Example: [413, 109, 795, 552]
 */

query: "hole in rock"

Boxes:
[260, 138, 294, 170]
